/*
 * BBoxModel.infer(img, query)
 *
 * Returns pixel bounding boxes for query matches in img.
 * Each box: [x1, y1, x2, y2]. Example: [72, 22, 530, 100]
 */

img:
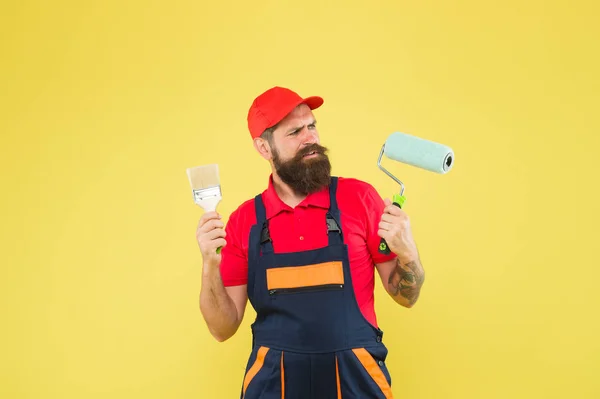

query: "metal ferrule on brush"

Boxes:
[193, 185, 221, 204]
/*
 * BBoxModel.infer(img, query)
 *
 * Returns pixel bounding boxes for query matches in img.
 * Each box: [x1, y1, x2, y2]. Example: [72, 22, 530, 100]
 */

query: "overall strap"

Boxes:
[254, 193, 274, 254]
[254, 192, 267, 223]
[247, 193, 271, 294]
[326, 177, 344, 245]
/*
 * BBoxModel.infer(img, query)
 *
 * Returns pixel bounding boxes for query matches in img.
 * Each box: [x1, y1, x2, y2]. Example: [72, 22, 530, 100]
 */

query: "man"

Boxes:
[196, 86, 425, 399]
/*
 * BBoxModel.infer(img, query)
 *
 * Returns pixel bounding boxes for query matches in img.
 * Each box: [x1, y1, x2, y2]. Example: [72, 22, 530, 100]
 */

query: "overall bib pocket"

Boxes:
[266, 261, 345, 296]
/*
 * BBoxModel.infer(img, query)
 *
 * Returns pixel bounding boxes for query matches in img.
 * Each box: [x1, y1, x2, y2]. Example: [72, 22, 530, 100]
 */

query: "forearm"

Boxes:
[199, 266, 240, 342]
[386, 257, 425, 308]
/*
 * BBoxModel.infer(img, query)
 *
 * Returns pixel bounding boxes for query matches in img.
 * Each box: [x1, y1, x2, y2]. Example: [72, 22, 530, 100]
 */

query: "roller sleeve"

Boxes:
[383, 132, 454, 174]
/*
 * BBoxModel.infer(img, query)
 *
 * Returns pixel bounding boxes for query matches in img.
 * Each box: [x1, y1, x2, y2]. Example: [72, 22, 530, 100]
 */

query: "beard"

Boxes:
[272, 143, 332, 196]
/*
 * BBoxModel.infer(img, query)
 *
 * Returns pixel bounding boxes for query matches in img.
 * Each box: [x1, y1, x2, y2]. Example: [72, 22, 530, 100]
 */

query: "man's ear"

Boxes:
[253, 138, 272, 161]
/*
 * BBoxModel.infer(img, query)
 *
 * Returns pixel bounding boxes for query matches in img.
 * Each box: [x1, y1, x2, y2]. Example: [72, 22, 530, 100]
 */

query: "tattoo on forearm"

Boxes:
[388, 260, 425, 305]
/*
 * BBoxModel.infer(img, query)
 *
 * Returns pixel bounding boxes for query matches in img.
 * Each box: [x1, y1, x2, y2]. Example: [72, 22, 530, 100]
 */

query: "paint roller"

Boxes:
[377, 132, 455, 255]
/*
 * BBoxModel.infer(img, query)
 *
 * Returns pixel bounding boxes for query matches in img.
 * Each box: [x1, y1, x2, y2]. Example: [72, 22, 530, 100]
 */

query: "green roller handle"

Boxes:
[378, 193, 406, 255]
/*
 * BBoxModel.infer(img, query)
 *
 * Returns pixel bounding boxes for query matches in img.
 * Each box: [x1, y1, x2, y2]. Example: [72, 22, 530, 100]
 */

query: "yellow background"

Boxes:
[2, 1, 599, 398]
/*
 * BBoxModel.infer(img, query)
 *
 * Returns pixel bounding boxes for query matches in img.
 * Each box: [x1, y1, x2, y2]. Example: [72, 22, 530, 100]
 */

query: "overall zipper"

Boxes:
[269, 284, 344, 296]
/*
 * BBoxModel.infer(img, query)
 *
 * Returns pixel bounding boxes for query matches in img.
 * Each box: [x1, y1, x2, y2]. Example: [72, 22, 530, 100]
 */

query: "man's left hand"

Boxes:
[378, 198, 419, 262]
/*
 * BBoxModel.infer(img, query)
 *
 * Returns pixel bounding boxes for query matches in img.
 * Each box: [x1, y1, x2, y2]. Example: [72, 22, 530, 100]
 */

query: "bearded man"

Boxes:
[196, 86, 425, 399]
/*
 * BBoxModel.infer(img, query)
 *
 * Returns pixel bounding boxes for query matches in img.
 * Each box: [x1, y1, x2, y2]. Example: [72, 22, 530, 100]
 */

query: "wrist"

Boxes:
[202, 261, 221, 278]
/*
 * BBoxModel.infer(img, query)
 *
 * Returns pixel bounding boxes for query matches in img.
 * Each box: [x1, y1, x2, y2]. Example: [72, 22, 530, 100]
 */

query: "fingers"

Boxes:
[213, 238, 227, 249]
[383, 202, 404, 216]
[377, 228, 392, 241]
[380, 212, 409, 225]
[196, 221, 226, 244]
[196, 212, 227, 258]
[378, 220, 401, 240]
[201, 227, 226, 241]
[380, 214, 394, 224]
[197, 217, 225, 234]
[197, 211, 221, 229]
[197, 230, 227, 256]
[379, 207, 411, 238]
[200, 237, 227, 254]
[378, 220, 394, 232]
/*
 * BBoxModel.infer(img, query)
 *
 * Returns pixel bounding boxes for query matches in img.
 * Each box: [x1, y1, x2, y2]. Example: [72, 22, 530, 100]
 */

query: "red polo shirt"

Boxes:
[220, 176, 397, 328]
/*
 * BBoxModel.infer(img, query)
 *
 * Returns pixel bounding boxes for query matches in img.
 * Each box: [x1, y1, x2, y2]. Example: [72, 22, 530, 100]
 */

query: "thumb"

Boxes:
[383, 198, 392, 207]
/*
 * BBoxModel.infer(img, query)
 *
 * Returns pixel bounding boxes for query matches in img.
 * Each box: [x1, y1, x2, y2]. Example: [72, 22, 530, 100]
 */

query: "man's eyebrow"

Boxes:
[286, 119, 317, 133]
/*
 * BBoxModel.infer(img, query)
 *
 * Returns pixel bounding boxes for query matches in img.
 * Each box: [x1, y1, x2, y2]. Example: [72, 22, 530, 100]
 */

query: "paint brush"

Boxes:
[186, 163, 223, 253]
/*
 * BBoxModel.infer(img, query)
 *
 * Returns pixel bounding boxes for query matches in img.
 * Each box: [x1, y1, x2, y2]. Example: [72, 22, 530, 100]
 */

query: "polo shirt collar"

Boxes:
[263, 174, 331, 220]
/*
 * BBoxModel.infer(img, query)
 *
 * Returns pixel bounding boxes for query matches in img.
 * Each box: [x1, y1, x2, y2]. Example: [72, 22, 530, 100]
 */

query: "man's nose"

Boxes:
[301, 128, 319, 145]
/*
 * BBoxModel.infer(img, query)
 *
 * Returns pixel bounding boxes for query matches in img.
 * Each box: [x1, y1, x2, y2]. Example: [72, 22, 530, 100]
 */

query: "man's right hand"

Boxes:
[196, 211, 227, 271]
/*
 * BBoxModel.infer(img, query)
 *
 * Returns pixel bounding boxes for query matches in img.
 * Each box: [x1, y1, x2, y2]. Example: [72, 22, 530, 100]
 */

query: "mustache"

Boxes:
[296, 143, 328, 159]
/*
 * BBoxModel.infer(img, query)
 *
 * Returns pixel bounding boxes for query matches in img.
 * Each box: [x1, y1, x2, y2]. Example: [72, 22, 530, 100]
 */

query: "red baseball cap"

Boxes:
[247, 86, 324, 139]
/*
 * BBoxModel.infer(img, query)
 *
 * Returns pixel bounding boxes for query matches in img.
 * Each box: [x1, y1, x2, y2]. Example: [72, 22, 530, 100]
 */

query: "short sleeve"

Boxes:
[219, 208, 249, 287]
[363, 184, 398, 265]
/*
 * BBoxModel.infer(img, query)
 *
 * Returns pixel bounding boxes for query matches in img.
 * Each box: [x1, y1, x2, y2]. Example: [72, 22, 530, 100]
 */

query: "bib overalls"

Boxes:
[240, 177, 394, 399]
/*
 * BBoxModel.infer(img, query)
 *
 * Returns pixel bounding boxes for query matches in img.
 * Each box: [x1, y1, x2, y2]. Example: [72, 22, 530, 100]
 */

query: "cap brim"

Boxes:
[301, 96, 324, 110]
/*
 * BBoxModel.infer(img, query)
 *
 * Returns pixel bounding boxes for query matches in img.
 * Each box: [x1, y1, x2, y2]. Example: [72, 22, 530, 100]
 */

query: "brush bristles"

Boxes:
[186, 164, 220, 189]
